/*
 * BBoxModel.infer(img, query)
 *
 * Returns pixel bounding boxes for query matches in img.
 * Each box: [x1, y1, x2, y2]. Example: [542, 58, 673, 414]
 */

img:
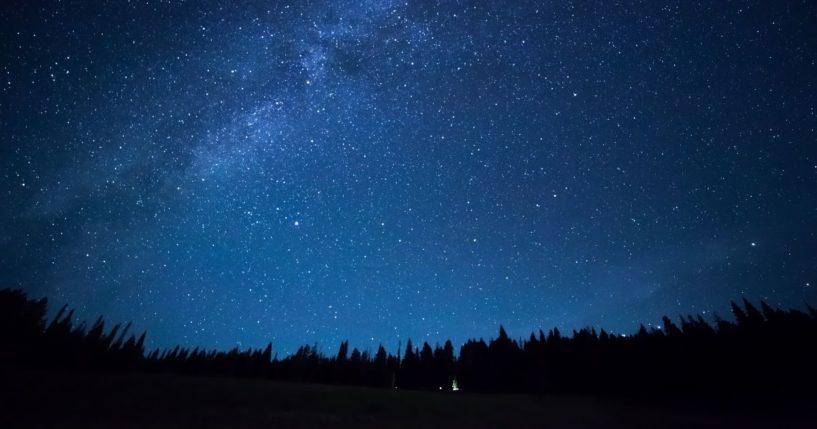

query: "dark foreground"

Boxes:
[1, 369, 815, 429]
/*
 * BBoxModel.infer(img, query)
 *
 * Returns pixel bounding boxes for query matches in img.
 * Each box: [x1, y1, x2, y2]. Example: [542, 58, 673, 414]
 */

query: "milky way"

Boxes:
[2, 1, 816, 354]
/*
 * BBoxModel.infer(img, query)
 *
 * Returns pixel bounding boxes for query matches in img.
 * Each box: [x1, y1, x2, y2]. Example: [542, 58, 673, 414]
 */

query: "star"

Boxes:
[1, 0, 814, 355]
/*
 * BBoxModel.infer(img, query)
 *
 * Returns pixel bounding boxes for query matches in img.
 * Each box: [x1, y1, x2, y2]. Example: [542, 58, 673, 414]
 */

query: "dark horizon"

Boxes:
[13, 285, 817, 357]
[4, 286, 817, 400]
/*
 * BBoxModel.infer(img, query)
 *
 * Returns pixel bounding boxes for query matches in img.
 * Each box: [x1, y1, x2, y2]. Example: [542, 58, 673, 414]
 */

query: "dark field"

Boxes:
[2, 369, 815, 428]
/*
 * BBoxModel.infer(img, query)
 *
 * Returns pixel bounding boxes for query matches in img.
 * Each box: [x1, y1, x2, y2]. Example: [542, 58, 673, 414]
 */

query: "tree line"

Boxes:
[2, 288, 816, 398]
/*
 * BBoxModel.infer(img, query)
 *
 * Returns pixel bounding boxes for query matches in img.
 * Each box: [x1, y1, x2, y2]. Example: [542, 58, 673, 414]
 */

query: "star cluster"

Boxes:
[1, 1, 816, 353]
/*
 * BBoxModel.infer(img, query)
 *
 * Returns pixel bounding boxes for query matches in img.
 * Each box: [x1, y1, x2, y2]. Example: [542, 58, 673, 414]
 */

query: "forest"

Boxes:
[2, 288, 816, 399]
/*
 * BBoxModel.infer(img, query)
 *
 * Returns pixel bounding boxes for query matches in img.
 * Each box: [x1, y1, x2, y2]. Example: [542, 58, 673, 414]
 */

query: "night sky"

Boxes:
[2, 1, 816, 355]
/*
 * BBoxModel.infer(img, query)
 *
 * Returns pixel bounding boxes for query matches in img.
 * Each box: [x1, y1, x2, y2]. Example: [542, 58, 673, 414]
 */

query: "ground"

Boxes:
[1, 369, 815, 428]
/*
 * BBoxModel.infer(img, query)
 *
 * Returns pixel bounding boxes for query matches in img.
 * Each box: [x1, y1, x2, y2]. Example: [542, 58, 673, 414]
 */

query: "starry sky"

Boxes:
[2, 0, 816, 354]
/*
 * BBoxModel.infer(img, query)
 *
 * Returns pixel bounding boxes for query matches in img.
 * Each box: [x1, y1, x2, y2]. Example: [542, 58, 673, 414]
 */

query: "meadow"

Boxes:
[3, 368, 814, 428]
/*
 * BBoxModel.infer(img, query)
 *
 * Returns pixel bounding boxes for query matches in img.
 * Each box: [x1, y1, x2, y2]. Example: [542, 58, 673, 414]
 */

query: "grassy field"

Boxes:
[1, 368, 815, 428]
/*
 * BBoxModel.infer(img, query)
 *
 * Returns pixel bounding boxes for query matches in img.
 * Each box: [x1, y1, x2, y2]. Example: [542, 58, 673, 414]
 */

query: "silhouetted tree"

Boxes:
[2, 288, 816, 399]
